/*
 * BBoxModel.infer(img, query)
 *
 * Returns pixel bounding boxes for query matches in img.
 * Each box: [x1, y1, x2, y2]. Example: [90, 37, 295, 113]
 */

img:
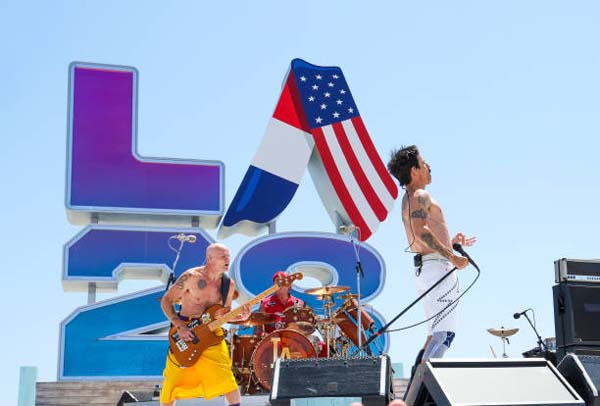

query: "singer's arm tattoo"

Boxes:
[420, 232, 453, 259]
[411, 208, 428, 219]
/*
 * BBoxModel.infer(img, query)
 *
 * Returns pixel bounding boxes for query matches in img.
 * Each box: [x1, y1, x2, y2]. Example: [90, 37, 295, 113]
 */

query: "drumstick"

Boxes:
[490, 345, 497, 358]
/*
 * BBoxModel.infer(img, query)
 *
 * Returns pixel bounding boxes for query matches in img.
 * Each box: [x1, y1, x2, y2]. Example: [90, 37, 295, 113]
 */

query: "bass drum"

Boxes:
[251, 329, 317, 390]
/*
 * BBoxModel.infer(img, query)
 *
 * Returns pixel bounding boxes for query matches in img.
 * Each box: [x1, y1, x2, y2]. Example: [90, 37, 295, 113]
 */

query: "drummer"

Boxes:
[255, 271, 305, 335]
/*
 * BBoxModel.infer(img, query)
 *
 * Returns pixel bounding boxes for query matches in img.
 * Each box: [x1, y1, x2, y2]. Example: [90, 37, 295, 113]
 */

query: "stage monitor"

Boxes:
[404, 358, 583, 406]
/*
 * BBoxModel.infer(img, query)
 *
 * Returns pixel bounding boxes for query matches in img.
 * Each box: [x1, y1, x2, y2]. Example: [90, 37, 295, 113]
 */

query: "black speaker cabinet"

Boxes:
[404, 358, 583, 406]
[270, 355, 393, 406]
[558, 354, 600, 406]
[554, 283, 600, 349]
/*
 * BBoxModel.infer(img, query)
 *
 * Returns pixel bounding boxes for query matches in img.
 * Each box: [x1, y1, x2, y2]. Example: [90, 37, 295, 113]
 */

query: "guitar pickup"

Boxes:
[175, 339, 188, 352]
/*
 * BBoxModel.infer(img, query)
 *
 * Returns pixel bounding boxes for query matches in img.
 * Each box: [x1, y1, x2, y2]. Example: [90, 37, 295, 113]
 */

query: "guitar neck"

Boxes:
[207, 284, 280, 331]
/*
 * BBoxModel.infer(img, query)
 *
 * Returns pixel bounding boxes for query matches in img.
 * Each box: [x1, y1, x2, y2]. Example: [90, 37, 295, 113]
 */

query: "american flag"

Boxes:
[218, 59, 398, 241]
[290, 59, 398, 241]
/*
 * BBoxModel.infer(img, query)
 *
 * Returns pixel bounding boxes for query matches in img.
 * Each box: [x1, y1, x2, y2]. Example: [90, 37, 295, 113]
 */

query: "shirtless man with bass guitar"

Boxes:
[159, 243, 248, 406]
[159, 242, 302, 405]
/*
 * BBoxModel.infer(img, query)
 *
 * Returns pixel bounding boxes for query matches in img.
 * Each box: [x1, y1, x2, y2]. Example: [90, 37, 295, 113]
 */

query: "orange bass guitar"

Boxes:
[168, 272, 303, 367]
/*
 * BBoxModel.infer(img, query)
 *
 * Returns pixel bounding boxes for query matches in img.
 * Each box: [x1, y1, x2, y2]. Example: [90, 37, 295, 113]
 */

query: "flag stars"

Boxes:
[320, 103, 327, 110]
[332, 74, 339, 79]
[340, 89, 346, 94]
[308, 96, 315, 102]
[316, 74, 322, 80]
[324, 92, 331, 98]
[312, 84, 319, 90]
[333, 112, 340, 118]
[315, 117, 323, 124]
[328, 82, 334, 87]
[300, 76, 307, 82]
[348, 107, 354, 113]
[336, 99, 343, 105]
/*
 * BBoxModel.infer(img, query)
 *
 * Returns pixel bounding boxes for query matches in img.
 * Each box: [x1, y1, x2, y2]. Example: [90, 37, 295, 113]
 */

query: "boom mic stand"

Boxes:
[520, 309, 548, 352]
[362, 243, 480, 350]
[340, 224, 366, 355]
[165, 235, 186, 291]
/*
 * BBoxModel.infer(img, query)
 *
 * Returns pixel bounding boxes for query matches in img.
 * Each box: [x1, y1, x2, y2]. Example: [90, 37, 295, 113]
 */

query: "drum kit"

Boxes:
[227, 285, 379, 394]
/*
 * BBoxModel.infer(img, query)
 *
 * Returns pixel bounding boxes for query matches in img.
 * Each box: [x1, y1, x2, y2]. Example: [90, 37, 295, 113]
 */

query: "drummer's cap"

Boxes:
[273, 271, 288, 282]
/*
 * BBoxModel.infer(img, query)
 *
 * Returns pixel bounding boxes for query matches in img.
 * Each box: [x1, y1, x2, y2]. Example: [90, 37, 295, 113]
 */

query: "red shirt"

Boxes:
[260, 294, 305, 333]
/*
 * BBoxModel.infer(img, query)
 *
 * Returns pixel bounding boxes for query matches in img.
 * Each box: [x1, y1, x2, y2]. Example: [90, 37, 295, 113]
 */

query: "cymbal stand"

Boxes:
[347, 227, 366, 354]
[500, 335, 510, 358]
[321, 296, 336, 357]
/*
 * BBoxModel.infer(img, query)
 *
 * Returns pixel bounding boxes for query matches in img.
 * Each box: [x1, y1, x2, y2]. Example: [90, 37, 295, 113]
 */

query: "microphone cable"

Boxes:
[368, 245, 481, 339]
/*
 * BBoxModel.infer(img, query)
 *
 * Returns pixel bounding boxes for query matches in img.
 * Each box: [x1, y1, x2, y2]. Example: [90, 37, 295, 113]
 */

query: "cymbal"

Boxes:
[230, 312, 277, 326]
[305, 285, 350, 296]
[487, 327, 519, 338]
[339, 293, 359, 301]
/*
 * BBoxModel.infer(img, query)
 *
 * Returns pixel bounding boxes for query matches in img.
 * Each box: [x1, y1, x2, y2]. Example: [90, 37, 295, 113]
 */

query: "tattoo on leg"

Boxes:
[197, 279, 207, 289]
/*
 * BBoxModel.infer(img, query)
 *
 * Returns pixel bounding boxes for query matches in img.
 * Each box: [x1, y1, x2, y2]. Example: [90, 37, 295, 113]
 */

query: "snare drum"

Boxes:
[283, 306, 317, 335]
[251, 329, 316, 390]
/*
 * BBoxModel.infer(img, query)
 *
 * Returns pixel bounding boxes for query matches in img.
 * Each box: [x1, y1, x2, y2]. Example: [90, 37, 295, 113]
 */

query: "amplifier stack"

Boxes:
[553, 258, 600, 406]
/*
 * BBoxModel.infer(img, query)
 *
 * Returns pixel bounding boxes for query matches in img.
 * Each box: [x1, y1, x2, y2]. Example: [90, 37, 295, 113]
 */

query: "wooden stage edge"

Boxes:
[35, 379, 408, 406]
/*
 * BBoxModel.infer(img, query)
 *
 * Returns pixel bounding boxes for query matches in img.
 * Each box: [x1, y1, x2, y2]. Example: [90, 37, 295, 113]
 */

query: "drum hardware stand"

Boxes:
[321, 297, 336, 357]
[340, 224, 367, 354]
[487, 326, 519, 358]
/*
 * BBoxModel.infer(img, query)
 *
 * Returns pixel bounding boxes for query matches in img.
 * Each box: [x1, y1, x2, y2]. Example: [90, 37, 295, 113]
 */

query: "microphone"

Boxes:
[339, 224, 358, 234]
[170, 233, 197, 243]
[452, 243, 468, 257]
[513, 309, 529, 319]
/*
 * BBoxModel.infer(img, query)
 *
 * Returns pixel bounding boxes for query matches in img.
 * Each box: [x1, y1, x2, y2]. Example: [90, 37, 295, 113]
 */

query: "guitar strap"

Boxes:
[221, 273, 231, 305]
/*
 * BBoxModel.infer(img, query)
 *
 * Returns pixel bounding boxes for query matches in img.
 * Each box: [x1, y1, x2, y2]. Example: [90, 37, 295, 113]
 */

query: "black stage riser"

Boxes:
[270, 355, 393, 406]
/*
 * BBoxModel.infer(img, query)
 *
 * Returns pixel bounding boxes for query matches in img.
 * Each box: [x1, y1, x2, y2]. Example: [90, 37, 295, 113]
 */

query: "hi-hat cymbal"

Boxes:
[305, 285, 350, 296]
[339, 293, 359, 301]
[230, 312, 277, 326]
[487, 327, 519, 338]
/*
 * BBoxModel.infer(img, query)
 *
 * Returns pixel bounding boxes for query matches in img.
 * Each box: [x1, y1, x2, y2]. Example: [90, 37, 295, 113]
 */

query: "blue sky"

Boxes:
[2, 1, 600, 404]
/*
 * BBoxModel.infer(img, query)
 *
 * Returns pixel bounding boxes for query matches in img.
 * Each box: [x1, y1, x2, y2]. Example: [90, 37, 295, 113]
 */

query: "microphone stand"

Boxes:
[361, 266, 458, 350]
[362, 244, 480, 350]
[165, 237, 185, 292]
[346, 227, 366, 355]
[522, 310, 547, 352]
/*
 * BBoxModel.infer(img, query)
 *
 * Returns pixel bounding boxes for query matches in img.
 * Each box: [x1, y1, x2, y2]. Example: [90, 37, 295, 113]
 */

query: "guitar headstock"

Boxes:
[274, 272, 303, 288]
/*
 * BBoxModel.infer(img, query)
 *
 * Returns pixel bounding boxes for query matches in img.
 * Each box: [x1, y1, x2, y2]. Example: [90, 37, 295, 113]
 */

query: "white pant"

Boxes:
[414, 253, 459, 335]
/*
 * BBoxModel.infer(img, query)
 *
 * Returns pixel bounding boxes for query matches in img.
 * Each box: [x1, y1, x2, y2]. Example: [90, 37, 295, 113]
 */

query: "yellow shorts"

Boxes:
[160, 334, 238, 403]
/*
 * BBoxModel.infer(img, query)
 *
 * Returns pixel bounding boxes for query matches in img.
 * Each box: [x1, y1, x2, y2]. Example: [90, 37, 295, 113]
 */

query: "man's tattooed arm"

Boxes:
[161, 271, 190, 325]
[410, 191, 452, 259]
[420, 232, 454, 259]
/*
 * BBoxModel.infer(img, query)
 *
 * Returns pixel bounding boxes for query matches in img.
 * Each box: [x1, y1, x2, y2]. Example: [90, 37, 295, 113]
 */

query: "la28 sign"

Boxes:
[60, 62, 393, 379]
